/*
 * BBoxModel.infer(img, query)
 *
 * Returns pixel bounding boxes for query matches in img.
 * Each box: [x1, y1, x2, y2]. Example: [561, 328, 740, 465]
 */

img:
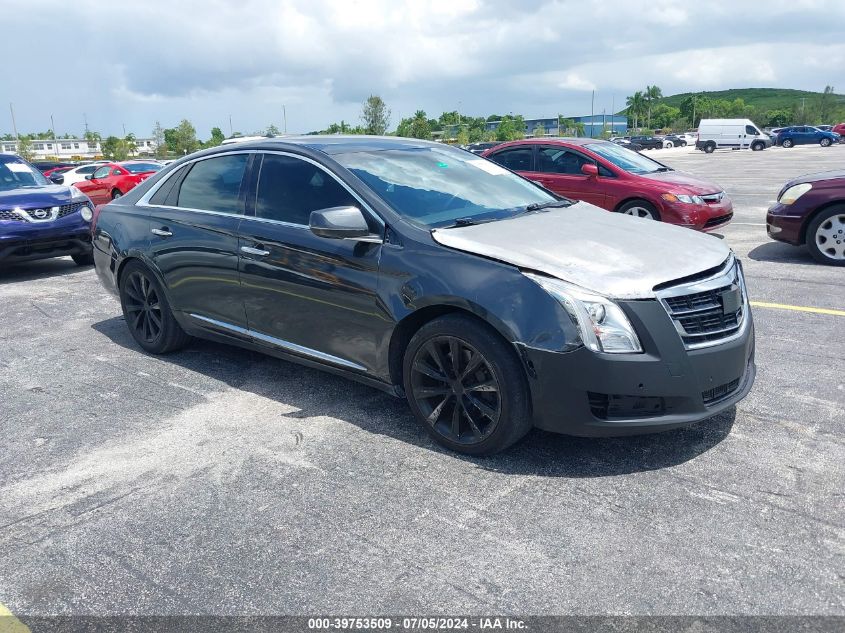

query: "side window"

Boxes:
[488, 148, 534, 172]
[149, 165, 190, 206]
[111, 168, 122, 176]
[93, 166, 111, 179]
[80, 165, 97, 174]
[538, 148, 591, 175]
[177, 154, 248, 213]
[255, 154, 358, 225]
[745, 125, 758, 135]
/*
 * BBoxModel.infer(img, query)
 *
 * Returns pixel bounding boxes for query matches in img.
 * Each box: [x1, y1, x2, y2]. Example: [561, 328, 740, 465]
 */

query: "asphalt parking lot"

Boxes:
[0, 144, 843, 618]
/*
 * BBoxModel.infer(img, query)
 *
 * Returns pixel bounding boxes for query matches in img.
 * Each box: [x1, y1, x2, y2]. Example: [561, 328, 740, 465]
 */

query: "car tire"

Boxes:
[112, 189, 123, 199]
[704, 142, 716, 153]
[751, 141, 765, 151]
[402, 313, 532, 456]
[806, 205, 845, 266]
[664, 141, 674, 148]
[680, 141, 687, 147]
[617, 199, 660, 221]
[820, 138, 832, 147]
[119, 261, 192, 353]
[71, 251, 94, 266]
[782, 139, 794, 148]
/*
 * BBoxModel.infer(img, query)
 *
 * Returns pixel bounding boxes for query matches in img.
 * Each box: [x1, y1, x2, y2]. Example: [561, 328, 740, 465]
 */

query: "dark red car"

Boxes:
[73, 161, 162, 205]
[482, 138, 733, 231]
[767, 170, 845, 266]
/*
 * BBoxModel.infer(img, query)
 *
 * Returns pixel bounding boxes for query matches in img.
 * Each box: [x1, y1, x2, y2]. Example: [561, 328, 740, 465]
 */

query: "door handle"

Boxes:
[151, 228, 172, 237]
[241, 245, 270, 257]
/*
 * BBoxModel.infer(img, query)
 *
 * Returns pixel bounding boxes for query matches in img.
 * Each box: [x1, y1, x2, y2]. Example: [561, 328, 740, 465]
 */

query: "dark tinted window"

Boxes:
[489, 148, 533, 171]
[745, 125, 758, 135]
[123, 162, 162, 174]
[255, 154, 357, 225]
[149, 165, 190, 206]
[177, 154, 248, 213]
[538, 147, 591, 175]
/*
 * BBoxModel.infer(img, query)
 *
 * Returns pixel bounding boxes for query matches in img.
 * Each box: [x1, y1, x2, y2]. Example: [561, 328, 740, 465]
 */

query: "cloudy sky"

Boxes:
[5, 0, 844, 139]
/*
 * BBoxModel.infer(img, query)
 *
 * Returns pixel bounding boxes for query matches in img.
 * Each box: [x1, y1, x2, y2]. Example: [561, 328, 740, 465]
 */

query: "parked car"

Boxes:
[465, 141, 501, 155]
[72, 161, 162, 204]
[58, 162, 111, 187]
[696, 119, 772, 153]
[767, 169, 845, 266]
[816, 125, 833, 132]
[31, 161, 76, 173]
[832, 123, 845, 137]
[0, 154, 96, 265]
[628, 135, 664, 150]
[92, 136, 755, 455]
[776, 126, 840, 148]
[42, 166, 73, 178]
[662, 134, 687, 147]
[611, 138, 643, 152]
[483, 138, 733, 231]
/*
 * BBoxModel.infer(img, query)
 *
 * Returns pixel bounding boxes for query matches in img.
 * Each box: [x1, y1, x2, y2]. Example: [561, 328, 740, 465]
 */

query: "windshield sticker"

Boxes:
[467, 159, 508, 176]
[437, 162, 449, 169]
[6, 162, 31, 173]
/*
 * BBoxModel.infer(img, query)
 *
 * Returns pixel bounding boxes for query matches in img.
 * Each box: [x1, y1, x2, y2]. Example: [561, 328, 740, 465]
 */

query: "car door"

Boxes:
[532, 146, 606, 207]
[145, 152, 251, 329]
[75, 165, 112, 204]
[487, 146, 535, 178]
[236, 151, 386, 373]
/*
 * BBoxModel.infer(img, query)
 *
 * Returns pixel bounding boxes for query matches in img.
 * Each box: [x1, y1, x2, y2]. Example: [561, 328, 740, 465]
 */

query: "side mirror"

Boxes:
[581, 163, 599, 177]
[309, 206, 371, 240]
[50, 173, 65, 184]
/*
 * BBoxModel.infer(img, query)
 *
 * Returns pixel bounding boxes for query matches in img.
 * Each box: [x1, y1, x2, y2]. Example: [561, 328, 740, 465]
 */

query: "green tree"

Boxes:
[17, 136, 35, 162]
[101, 136, 122, 160]
[151, 122, 167, 157]
[495, 115, 525, 141]
[361, 95, 391, 135]
[814, 85, 836, 123]
[456, 127, 470, 146]
[163, 128, 178, 154]
[408, 110, 432, 139]
[174, 119, 199, 155]
[533, 122, 545, 137]
[266, 124, 281, 136]
[651, 104, 681, 130]
[645, 85, 663, 129]
[625, 92, 646, 129]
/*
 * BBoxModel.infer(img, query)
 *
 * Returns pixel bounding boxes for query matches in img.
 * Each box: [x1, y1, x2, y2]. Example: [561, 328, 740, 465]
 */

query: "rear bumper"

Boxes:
[520, 299, 755, 437]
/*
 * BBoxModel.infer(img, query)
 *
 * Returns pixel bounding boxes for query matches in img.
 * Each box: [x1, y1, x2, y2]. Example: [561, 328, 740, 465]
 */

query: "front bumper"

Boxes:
[662, 199, 734, 232]
[520, 298, 755, 437]
[0, 215, 92, 263]
[766, 202, 805, 245]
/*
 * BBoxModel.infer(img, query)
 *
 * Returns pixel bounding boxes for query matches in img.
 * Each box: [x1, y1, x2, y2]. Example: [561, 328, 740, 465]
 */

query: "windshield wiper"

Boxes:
[442, 217, 496, 228]
[654, 166, 673, 172]
[522, 198, 575, 213]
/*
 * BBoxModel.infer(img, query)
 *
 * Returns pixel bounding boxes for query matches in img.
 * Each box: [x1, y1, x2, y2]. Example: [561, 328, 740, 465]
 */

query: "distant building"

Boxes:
[0, 137, 159, 160]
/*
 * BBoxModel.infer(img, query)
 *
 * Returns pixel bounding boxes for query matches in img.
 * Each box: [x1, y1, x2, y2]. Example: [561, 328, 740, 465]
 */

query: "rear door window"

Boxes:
[538, 148, 591, 175]
[488, 147, 534, 172]
[176, 154, 249, 214]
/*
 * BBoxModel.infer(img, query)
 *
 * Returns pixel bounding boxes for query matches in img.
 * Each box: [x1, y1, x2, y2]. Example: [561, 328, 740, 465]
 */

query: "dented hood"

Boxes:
[431, 202, 731, 299]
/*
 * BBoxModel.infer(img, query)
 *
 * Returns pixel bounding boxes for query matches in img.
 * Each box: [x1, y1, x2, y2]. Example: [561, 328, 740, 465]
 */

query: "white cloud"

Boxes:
[3, 0, 845, 137]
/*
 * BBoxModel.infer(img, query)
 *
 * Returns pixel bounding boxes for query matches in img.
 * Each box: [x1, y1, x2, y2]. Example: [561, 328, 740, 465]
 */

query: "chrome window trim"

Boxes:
[189, 313, 367, 372]
[137, 149, 385, 233]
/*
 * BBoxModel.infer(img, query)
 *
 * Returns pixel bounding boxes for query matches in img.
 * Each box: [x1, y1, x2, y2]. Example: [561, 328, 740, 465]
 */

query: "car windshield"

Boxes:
[0, 157, 50, 191]
[334, 146, 555, 228]
[122, 162, 162, 174]
[585, 142, 666, 175]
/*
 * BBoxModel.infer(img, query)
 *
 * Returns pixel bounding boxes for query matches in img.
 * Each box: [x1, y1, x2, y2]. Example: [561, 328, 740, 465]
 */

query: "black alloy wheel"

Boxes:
[403, 314, 532, 455]
[119, 262, 191, 353]
[123, 270, 163, 345]
[410, 336, 501, 445]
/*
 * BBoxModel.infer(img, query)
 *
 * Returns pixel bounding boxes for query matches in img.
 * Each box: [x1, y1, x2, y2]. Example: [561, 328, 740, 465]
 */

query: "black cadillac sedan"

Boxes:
[93, 136, 755, 455]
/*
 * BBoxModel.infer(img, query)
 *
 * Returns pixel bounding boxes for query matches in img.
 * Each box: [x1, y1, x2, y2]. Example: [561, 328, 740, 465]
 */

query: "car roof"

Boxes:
[218, 135, 450, 156]
[485, 137, 606, 150]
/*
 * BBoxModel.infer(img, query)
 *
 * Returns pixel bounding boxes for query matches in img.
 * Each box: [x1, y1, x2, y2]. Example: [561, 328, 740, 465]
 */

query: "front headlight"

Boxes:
[662, 193, 705, 205]
[778, 183, 811, 204]
[524, 273, 643, 354]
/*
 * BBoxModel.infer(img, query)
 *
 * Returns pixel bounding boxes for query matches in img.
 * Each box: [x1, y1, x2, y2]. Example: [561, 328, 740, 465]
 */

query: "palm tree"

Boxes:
[645, 85, 663, 130]
[625, 91, 646, 130]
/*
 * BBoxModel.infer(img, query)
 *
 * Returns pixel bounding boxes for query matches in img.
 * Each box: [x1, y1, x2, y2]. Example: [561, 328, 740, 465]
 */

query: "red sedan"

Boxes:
[483, 138, 733, 231]
[73, 161, 162, 205]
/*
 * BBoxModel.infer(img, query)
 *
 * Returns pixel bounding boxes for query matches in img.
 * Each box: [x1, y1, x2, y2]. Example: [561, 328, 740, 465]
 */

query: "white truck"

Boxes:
[695, 118, 773, 153]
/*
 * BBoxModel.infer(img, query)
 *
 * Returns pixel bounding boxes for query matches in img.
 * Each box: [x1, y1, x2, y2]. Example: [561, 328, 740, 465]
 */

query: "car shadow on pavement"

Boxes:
[747, 241, 817, 266]
[0, 257, 91, 283]
[92, 316, 735, 479]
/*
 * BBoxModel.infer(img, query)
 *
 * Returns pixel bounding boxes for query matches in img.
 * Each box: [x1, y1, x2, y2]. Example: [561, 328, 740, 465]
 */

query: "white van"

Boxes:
[695, 119, 773, 153]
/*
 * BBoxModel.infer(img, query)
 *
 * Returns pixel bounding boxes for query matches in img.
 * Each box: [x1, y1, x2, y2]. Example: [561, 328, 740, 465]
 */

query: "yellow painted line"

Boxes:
[0, 603, 30, 633]
[751, 301, 845, 317]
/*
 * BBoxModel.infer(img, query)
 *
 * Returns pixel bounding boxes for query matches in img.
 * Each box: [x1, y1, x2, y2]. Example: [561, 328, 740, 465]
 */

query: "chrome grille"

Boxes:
[58, 202, 85, 217]
[658, 257, 747, 349]
[0, 209, 24, 222]
[700, 191, 725, 204]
